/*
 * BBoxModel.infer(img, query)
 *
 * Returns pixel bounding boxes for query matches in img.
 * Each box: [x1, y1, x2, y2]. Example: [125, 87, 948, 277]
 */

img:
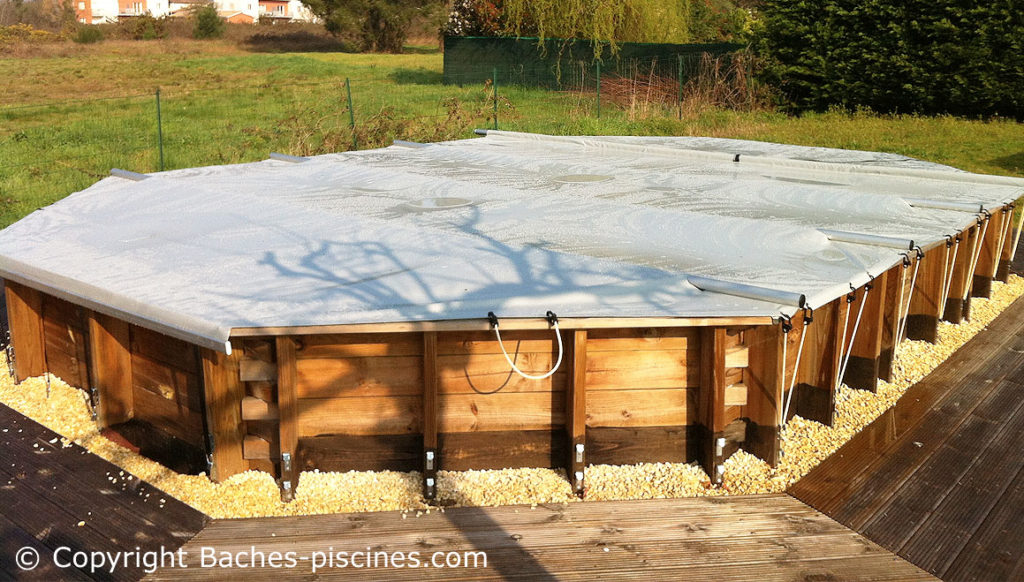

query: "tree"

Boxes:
[193, 3, 224, 39]
[301, 0, 436, 53]
[755, 0, 1024, 118]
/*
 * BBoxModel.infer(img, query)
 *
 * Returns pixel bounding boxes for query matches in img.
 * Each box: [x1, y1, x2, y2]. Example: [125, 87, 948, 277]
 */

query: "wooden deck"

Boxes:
[790, 292, 1024, 581]
[0, 405, 209, 581]
[147, 495, 931, 581]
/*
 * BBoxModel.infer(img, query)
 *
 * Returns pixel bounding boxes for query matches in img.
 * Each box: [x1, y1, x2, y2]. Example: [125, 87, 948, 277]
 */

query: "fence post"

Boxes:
[677, 55, 684, 120]
[492, 67, 498, 130]
[155, 88, 164, 172]
[345, 77, 357, 150]
[595, 61, 601, 119]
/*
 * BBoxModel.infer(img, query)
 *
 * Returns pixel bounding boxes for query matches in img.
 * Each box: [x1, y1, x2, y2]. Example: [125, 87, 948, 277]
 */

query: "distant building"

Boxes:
[75, 0, 314, 23]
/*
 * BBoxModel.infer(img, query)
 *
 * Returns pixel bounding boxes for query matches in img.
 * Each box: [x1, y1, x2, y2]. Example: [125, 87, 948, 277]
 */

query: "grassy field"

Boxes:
[1, 38, 1022, 228]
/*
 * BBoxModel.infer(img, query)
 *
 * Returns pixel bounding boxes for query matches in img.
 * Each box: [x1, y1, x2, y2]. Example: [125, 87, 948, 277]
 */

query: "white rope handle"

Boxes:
[781, 310, 810, 427]
[834, 290, 854, 390]
[940, 237, 959, 306]
[491, 312, 564, 381]
[966, 215, 990, 294]
[896, 249, 922, 347]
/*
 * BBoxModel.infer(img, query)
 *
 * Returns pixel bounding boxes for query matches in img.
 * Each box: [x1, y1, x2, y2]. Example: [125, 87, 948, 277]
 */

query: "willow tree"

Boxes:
[501, 0, 694, 56]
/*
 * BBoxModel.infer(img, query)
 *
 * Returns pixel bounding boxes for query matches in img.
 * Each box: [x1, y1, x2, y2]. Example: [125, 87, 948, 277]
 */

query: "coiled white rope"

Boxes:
[780, 311, 810, 427]
[837, 285, 870, 389]
[491, 313, 564, 381]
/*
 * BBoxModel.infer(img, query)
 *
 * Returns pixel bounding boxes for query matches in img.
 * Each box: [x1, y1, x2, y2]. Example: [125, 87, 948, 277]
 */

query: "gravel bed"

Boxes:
[2, 275, 1021, 518]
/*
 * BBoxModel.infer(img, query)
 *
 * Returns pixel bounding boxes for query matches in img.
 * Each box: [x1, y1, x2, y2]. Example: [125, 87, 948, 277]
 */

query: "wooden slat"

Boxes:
[742, 323, 784, 466]
[131, 383, 204, 446]
[131, 351, 202, 412]
[725, 345, 748, 368]
[567, 330, 587, 493]
[699, 327, 728, 484]
[296, 434, 421, 473]
[239, 358, 277, 382]
[276, 336, 298, 495]
[906, 245, 946, 343]
[440, 392, 564, 432]
[87, 311, 133, 427]
[791, 301, 840, 426]
[973, 210, 1003, 297]
[242, 434, 275, 460]
[437, 353, 567, 394]
[587, 425, 696, 465]
[585, 327, 696, 352]
[437, 329, 557, 355]
[295, 332, 423, 358]
[996, 206, 1016, 281]
[241, 395, 278, 421]
[5, 281, 46, 382]
[944, 229, 972, 323]
[230, 315, 775, 337]
[879, 263, 902, 381]
[439, 429, 563, 471]
[586, 388, 694, 428]
[200, 348, 246, 482]
[724, 383, 747, 407]
[130, 324, 197, 372]
[843, 274, 887, 392]
[422, 331, 438, 497]
[295, 356, 422, 398]
[585, 349, 698, 390]
[297, 396, 422, 437]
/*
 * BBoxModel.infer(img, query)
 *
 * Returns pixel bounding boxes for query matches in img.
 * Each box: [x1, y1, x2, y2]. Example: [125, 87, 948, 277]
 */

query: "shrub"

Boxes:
[192, 3, 225, 39]
[118, 14, 166, 40]
[755, 0, 1024, 118]
[72, 25, 103, 43]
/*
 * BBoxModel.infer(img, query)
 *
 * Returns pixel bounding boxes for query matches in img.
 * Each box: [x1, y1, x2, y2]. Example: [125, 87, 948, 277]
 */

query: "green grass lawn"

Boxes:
[1, 39, 1022, 228]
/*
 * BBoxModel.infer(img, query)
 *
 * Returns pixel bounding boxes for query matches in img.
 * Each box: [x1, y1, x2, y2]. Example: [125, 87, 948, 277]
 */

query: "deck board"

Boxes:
[790, 290, 1024, 580]
[0, 404, 208, 581]
[147, 494, 931, 580]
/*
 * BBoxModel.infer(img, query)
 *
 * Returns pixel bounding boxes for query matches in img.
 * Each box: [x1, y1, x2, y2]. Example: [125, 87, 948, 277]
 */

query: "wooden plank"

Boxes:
[437, 329, 558, 355]
[422, 331, 438, 498]
[87, 311, 134, 427]
[587, 425, 697, 465]
[906, 245, 946, 343]
[131, 351, 202, 412]
[724, 383, 747, 406]
[792, 301, 840, 426]
[4, 281, 46, 382]
[130, 323, 197, 372]
[440, 392, 564, 432]
[295, 355, 422, 398]
[944, 230, 971, 323]
[437, 354, 567, 394]
[229, 316, 775, 337]
[242, 434, 275, 460]
[439, 430, 563, 471]
[699, 327, 728, 484]
[200, 348, 247, 482]
[742, 323, 784, 466]
[296, 434, 421, 473]
[240, 395, 278, 420]
[843, 274, 886, 392]
[297, 396, 422, 437]
[276, 336, 298, 498]
[996, 206, 1017, 281]
[586, 388, 694, 428]
[239, 358, 276, 382]
[129, 383, 204, 446]
[585, 349, 699, 390]
[39, 295, 89, 389]
[879, 263, 902, 381]
[585, 327, 696, 352]
[296, 332, 423, 358]
[567, 330, 587, 494]
[973, 209, 1003, 298]
[247, 380, 274, 402]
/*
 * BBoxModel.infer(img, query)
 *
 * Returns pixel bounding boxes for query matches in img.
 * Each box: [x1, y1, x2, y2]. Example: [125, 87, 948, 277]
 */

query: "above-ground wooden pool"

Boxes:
[2, 132, 1021, 500]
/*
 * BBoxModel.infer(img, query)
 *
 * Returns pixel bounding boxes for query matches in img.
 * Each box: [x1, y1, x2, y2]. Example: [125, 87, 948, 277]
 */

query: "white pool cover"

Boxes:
[1, 131, 1021, 353]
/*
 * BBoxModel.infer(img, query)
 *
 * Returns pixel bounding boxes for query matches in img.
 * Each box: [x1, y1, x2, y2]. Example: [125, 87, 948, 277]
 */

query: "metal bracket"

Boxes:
[487, 311, 499, 329]
[545, 310, 559, 326]
[89, 385, 100, 421]
[280, 452, 294, 501]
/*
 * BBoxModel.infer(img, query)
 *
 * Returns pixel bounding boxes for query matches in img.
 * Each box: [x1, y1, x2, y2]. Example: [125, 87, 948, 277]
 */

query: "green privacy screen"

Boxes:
[442, 36, 743, 88]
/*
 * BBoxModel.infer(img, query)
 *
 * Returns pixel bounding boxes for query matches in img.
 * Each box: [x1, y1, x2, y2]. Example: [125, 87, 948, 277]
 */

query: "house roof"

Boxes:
[0, 131, 1019, 353]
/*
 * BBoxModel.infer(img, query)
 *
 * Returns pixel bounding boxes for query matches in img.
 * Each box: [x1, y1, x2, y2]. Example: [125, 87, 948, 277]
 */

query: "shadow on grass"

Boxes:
[402, 44, 442, 55]
[989, 151, 1024, 175]
[389, 67, 443, 85]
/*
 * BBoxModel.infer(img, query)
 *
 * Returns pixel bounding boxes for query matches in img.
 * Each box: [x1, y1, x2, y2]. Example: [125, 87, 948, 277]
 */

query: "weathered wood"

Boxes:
[566, 330, 587, 494]
[973, 210, 1003, 298]
[422, 331, 438, 499]
[792, 301, 840, 426]
[5, 281, 46, 382]
[296, 332, 423, 358]
[438, 355, 566, 394]
[439, 429, 563, 471]
[742, 323, 784, 466]
[40, 294, 89, 390]
[296, 434, 421, 472]
[699, 327, 728, 484]
[843, 273, 887, 392]
[229, 316, 775, 337]
[295, 356, 422, 398]
[585, 327, 697, 351]
[86, 311, 133, 427]
[440, 392, 564, 432]
[239, 358, 277, 383]
[130, 323, 197, 372]
[298, 395, 422, 437]
[944, 230, 972, 323]
[586, 387, 694, 427]
[240, 395, 278, 421]
[879, 264, 902, 381]
[906, 245, 946, 343]
[242, 434, 276, 460]
[276, 336, 298, 498]
[585, 349, 699, 390]
[200, 348, 246, 482]
[586, 425, 698, 465]
[130, 383, 204, 446]
[131, 351, 202, 412]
